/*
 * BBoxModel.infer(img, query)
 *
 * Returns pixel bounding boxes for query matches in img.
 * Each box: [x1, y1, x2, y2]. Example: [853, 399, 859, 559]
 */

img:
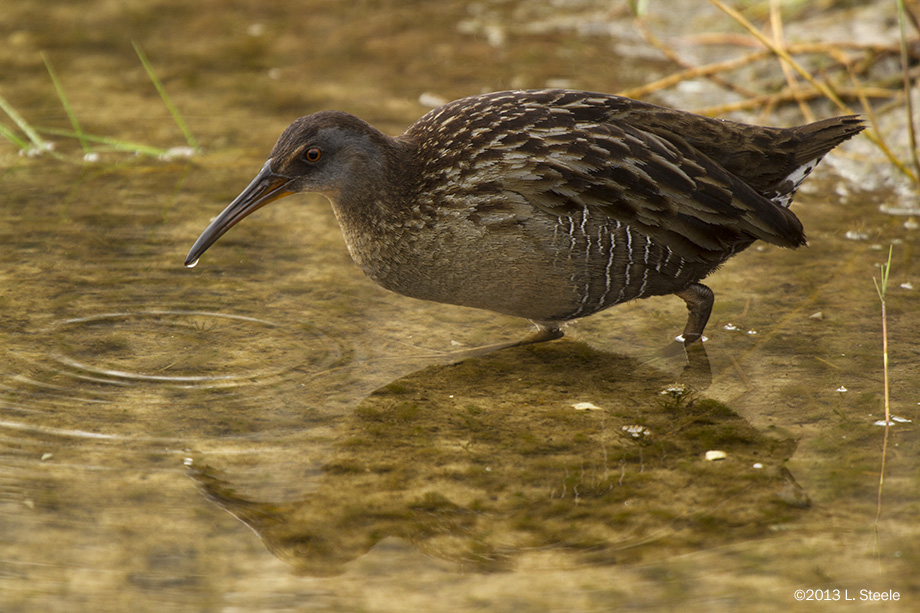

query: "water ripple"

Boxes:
[0, 309, 353, 441]
[42, 309, 344, 389]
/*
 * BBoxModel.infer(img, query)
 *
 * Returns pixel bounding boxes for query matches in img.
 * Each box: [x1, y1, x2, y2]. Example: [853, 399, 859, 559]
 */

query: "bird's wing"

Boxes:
[488, 116, 807, 262]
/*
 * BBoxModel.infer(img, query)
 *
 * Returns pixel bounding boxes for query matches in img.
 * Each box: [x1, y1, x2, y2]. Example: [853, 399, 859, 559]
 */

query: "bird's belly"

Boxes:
[345, 213, 719, 322]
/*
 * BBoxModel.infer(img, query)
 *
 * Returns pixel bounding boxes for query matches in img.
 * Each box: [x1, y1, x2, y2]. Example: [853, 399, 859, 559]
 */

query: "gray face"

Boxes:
[267, 111, 385, 197]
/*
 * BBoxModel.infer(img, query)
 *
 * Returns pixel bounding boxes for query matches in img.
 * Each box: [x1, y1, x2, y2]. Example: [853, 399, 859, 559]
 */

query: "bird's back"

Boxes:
[403, 90, 862, 260]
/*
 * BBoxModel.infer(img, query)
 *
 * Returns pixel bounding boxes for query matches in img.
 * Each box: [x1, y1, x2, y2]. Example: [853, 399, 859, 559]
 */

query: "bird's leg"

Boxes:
[442, 321, 563, 362]
[675, 283, 714, 345]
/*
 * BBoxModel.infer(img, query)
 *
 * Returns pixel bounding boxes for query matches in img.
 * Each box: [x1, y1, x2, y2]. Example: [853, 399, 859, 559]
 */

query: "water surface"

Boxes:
[1, 1, 918, 611]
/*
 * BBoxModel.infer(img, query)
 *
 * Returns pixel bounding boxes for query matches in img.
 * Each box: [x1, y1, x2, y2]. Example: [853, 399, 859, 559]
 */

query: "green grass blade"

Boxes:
[38, 126, 171, 158]
[41, 52, 91, 154]
[0, 120, 30, 149]
[874, 245, 893, 301]
[0, 91, 50, 150]
[132, 41, 199, 152]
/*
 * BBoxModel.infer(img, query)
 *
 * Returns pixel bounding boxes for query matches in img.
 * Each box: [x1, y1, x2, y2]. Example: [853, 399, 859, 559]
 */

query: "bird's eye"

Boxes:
[304, 147, 322, 163]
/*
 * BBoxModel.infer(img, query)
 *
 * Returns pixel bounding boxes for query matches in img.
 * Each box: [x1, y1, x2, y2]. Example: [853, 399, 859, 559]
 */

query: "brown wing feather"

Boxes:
[479, 96, 807, 261]
[613, 103, 865, 197]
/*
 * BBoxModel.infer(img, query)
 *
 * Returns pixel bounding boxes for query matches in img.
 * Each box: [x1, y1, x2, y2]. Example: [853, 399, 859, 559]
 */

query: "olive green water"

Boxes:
[2, 1, 919, 611]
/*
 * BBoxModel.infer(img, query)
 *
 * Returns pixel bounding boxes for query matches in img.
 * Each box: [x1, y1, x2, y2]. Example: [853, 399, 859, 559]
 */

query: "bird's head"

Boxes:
[185, 111, 388, 267]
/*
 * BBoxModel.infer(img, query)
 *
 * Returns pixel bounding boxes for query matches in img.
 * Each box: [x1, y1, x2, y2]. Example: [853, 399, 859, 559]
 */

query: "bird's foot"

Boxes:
[442, 321, 564, 362]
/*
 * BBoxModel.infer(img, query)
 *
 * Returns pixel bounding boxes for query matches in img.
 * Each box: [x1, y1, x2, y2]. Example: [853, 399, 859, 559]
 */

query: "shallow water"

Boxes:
[2, 1, 919, 611]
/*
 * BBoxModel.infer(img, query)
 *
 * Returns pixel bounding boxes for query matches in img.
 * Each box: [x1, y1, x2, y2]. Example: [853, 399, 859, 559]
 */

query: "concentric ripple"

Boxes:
[44, 309, 344, 389]
[1, 309, 352, 442]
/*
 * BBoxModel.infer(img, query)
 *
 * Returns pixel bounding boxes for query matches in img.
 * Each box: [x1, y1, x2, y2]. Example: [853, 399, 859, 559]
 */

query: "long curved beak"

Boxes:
[185, 160, 295, 267]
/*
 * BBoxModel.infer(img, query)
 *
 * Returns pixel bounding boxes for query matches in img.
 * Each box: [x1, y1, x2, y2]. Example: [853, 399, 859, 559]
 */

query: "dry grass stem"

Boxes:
[897, 0, 920, 180]
[633, 20, 758, 99]
[626, 1, 918, 185]
[769, 0, 814, 121]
